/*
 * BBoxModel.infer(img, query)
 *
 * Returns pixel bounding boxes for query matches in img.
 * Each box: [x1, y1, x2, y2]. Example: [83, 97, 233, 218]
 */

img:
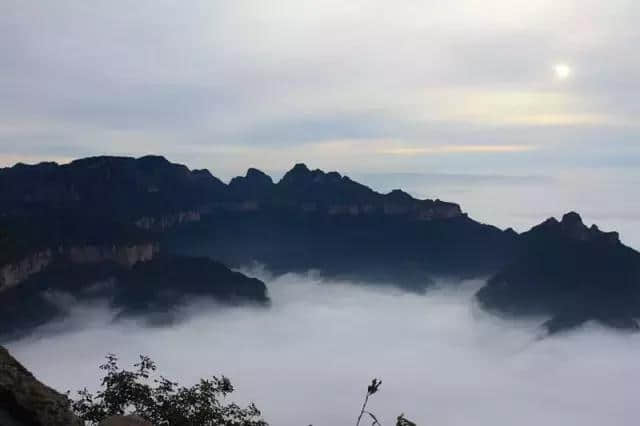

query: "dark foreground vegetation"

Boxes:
[70, 354, 416, 426]
[71, 354, 267, 426]
[1, 344, 417, 426]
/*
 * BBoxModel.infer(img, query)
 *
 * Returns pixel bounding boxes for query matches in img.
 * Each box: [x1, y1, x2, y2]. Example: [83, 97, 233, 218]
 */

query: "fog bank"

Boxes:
[7, 267, 640, 425]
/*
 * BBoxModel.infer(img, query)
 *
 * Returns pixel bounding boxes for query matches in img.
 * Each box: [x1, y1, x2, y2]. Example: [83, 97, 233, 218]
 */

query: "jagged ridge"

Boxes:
[2, 155, 640, 335]
[0, 156, 463, 225]
[477, 212, 640, 333]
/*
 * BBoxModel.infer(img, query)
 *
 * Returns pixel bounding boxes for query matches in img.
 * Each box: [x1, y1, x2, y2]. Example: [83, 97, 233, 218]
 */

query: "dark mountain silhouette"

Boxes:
[228, 167, 274, 200]
[164, 161, 513, 286]
[0, 255, 269, 340]
[0, 156, 227, 227]
[0, 155, 639, 335]
[0, 156, 461, 223]
[477, 212, 640, 333]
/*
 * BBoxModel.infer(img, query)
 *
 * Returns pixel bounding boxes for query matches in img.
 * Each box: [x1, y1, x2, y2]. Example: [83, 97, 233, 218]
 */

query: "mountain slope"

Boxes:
[1, 156, 513, 288]
[476, 212, 640, 333]
[2, 155, 640, 335]
[0, 255, 269, 340]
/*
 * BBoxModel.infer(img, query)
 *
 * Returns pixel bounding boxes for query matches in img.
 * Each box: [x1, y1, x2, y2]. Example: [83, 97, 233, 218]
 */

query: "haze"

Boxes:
[6, 267, 640, 425]
[4, 1, 640, 248]
[3, 1, 640, 174]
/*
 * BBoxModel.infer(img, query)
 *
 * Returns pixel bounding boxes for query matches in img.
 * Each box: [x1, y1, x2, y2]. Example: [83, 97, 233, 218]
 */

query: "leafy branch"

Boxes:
[356, 378, 417, 426]
[70, 354, 266, 426]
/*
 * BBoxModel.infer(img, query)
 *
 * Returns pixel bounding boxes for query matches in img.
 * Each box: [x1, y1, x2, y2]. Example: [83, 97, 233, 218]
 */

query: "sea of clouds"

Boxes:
[6, 266, 640, 425]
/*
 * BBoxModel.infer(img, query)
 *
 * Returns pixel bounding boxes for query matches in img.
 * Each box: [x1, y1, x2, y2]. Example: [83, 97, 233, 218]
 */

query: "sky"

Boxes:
[3, 6, 640, 422]
[7, 269, 640, 425]
[2, 1, 640, 244]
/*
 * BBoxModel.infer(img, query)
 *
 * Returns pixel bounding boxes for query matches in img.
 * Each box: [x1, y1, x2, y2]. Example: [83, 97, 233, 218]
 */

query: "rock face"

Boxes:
[0, 156, 463, 226]
[476, 212, 640, 334]
[135, 210, 201, 230]
[67, 243, 158, 267]
[0, 155, 227, 222]
[112, 255, 270, 318]
[3, 155, 640, 335]
[0, 346, 82, 426]
[0, 254, 270, 338]
[0, 155, 480, 292]
[273, 163, 462, 220]
[0, 243, 158, 292]
[0, 250, 53, 290]
[228, 167, 274, 201]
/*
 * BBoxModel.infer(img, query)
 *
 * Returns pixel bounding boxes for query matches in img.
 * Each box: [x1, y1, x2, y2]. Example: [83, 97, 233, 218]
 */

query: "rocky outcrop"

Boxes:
[0, 346, 82, 426]
[0, 243, 158, 292]
[0, 155, 227, 221]
[0, 156, 465, 225]
[228, 167, 274, 200]
[476, 212, 640, 334]
[272, 163, 463, 220]
[0, 250, 53, 291]
[382, 190, 462, 219]
[0, 253, 271, 338]
[68, 242, 158, 267]
[135, 210, 201, 230]
[114, 255, 270, 317]
[532, 211, 619, 244]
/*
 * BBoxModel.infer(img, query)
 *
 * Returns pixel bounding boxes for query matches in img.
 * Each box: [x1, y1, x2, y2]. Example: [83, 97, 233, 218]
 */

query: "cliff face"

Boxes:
[0, 157, 463, 229]
[273, 163, 463, 220]
[528, 212, 620, 245]
[67, 243, 158, 267]
[318, 200, 462, 219]
[0, 255, 271, 339]
[0, 155, 227, 222]
[135, 211, 201, 230]
[0, 346, 82, 426]
[0, 243, 158, 291]
[3, 155, 640, 335]
[0, 250, 53, 291]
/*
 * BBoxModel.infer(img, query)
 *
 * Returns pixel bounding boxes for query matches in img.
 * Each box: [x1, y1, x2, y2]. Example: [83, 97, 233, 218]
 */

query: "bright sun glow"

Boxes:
[554, 63, 572, 80]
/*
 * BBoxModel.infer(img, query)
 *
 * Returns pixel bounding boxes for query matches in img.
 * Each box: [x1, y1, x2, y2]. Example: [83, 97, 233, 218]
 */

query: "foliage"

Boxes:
[396, 414, 417, 426]
[356, 378, 382, 426]
[71, 356, 418, 426]
[71, 354, 267, 426]
[355, 378, 417, 426]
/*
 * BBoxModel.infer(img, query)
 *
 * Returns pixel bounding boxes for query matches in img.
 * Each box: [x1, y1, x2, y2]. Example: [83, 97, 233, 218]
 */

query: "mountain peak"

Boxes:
[529, 211, 619, 244]
[386, 189, 413, 201]
[138, 155, 170, 164]
[279, 163, 314, 185]
[68, 155, 175, 172]
[228, 167, 274, 197]
[246, 168, 273, 183]
[290, 163, 310, 173]
[561, 211, 583, 226]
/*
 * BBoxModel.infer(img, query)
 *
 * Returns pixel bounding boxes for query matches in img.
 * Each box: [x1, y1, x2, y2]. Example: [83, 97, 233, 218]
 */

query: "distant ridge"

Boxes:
[0, 155, 639, 335]
[1, 156, 462, 223]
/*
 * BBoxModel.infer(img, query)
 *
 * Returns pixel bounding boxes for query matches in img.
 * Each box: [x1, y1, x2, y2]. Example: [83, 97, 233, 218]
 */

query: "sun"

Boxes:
[553, 63, 572, 80]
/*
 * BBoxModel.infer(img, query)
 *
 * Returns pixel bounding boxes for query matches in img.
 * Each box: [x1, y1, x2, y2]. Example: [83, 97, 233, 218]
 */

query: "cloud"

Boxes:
[1, 0, 639, 175]
[5, 268, 640, 425]
[381, 145, 536, 155]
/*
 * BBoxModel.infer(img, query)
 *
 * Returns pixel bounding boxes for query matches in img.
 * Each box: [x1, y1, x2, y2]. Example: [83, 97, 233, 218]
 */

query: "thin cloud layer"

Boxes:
[6, 269, 640, 425]
[2, 0, 639, 175]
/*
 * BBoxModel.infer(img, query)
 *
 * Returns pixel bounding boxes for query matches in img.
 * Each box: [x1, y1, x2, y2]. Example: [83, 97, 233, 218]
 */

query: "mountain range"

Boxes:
[1, 155, 638, 337]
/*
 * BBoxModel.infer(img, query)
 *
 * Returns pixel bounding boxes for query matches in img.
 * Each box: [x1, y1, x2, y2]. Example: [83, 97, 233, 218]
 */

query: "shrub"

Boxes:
[71, 354, 267, 426]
